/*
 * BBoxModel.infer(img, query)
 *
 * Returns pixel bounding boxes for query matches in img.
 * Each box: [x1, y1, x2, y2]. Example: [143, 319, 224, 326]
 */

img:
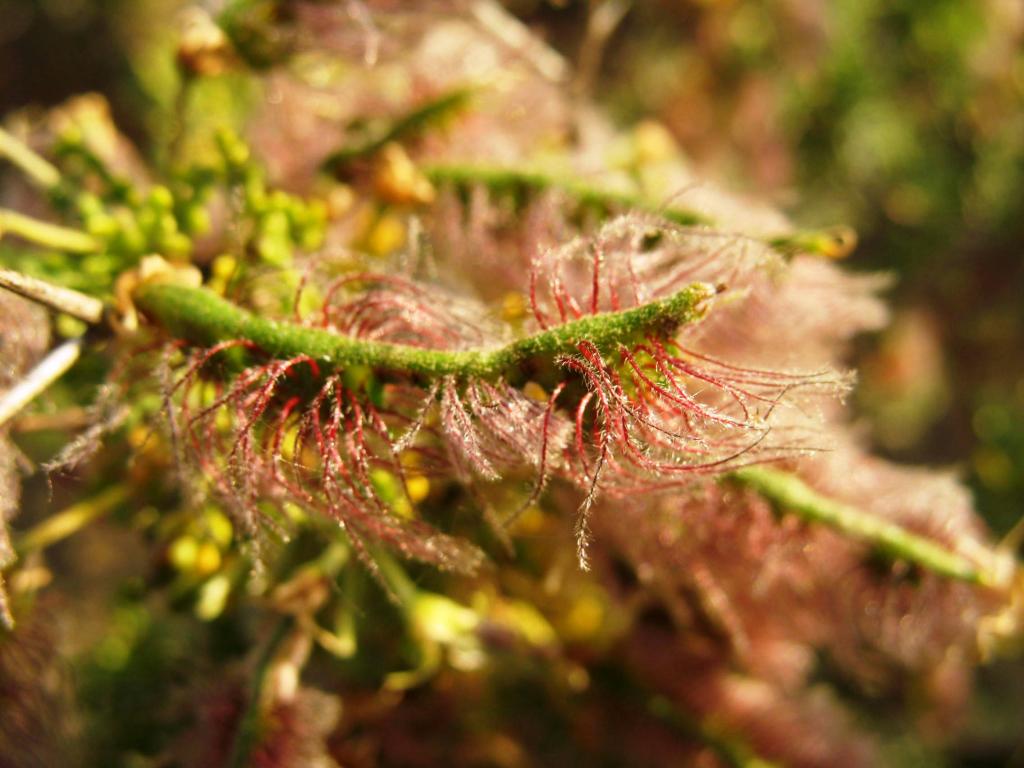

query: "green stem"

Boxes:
[730, 466, 993, 586]
[225, 616, 295, 768]
[134, 281, 715, 380]
[324, 89, 474, 171]
[424, 162, 709, 227]
[425, 163, 857, 258]
[0, 127, 61, 190]
[0, 208, 99, 253]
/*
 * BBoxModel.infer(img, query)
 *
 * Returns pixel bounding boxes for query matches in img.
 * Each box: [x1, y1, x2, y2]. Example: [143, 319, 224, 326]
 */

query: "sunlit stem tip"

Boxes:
[0, 126, 61, 190]
[0, 208, 99, 253]
[731, 466, 992, 585]
[0, 268, 106, 324]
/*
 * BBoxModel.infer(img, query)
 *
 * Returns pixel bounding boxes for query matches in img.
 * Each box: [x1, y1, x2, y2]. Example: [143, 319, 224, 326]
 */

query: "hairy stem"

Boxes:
[134, 281, 716, 380]
[0, 208, 99, 253]
[731, 466, 995, 586]
[133, 284, 994, 587]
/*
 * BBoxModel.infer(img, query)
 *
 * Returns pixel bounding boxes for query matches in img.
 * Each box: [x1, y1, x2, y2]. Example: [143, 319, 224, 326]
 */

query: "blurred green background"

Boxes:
[2, 1, 1022, 764]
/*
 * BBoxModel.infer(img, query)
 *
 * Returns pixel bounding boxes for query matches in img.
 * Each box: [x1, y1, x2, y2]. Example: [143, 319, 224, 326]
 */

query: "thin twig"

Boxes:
[470, 0, 569, 82]
[0, 339, 84, 428]
[0, 268, 105, 324]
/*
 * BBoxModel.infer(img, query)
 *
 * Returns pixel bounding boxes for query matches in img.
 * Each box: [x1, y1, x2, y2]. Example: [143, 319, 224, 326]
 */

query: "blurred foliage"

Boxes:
[1, 2, 1022, 767]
